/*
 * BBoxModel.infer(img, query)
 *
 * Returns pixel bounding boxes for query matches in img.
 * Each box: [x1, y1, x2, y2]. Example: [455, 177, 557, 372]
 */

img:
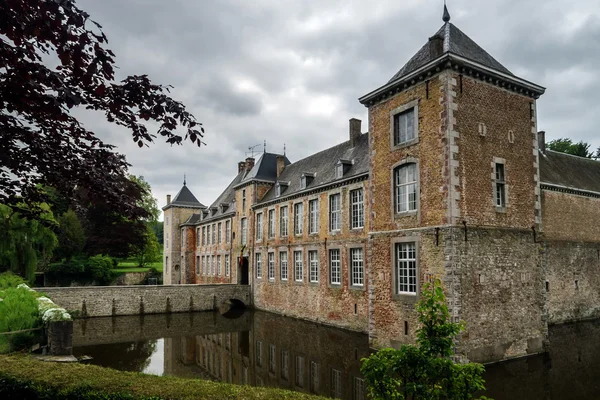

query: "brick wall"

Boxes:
[454, 74, 538, 229]
[252, 180, 369, 332]
[37, 285, 250, 318]
[163, 206, 197, 285]
[542, 190, 600, 242]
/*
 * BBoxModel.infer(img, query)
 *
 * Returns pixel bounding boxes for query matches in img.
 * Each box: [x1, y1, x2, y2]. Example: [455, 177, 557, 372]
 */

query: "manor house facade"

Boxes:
[163, 7, 600, 363]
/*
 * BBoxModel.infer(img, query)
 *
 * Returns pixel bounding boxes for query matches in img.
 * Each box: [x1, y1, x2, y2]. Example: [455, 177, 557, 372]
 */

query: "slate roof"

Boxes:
[539, 150, 600, 194]
[239, 152, 291, 184]
[389, 22, 512, 84]
[182, 213, 203, 226]
[165, 184, 205, 209]
[258, 133, 370, 205]
[198, 171, 245, 224]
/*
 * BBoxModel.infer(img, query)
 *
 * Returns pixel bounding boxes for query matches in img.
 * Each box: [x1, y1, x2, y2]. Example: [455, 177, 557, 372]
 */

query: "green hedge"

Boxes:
[0, 355, 326, 400]
[46, 255, 116, 286]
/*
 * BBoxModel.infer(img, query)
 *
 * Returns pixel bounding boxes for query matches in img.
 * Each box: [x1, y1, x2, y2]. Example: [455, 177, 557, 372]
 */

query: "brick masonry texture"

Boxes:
[542, 190, 600, 242]
[37, 285, 250, 318]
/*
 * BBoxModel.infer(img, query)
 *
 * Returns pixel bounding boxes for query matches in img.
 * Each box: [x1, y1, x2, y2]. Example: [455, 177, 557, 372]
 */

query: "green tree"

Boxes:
[152, 221, 164, 245]
[361, 281, 488, 400]
[130, 225, 161, 267]
[55, 209, 85, 263]
[129, 175, 160, 223]
[0, 204, 58, 282]
[547, 138, 593, 158]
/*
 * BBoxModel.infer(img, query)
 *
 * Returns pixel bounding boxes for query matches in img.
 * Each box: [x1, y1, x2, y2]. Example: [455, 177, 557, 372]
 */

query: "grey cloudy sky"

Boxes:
[75, 0, 600, 217]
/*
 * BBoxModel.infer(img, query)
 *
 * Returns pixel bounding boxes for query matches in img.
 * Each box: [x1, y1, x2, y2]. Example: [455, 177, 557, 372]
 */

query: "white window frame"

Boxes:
[196, 255, 200, 274]
[310, 361, 320, 393]
[268, 252, 275, 280]
[329, 193, 341, 232]
[309, 250, 319, 283]
[196, 228, 200, 247]
[329, 249, 341, 285]
[217, 222, 222, 244]
[335, 163, 344, 179]
[494, 161, 506, 209]
[350, 188, 364, 229]
[294, 250, 303, 282]
[395, 163, 418, 214]
[255, 252, 262, 279]
[280, 251, 288, 281]
[242, 189, 246, 210]
[241, 218, 247, 245]
[295, 355, 305, 388]
[268, 209, 275, 238]
[202, 226, 206, 245]
[396, 242, 417, 295]
[331, 369, 343, 399]
[212, 224, 216, 244]
[225, 220, 231, 243]
[294, 202, 304, 235]
[256, 212, 263, 240]
[391, 102, 418, 147]
[350, 248, 364, 287]
[225, 254, 230, 276]
[300, 175, 307, 189]
[280, 206, 289, 237]
[217, 255, 221, 276]
[308, 199, 319, 234]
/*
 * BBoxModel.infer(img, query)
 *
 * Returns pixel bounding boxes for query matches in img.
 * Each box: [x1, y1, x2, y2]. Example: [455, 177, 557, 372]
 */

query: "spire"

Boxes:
[183, 174, 186, 186]
[443, 1, 451, 23]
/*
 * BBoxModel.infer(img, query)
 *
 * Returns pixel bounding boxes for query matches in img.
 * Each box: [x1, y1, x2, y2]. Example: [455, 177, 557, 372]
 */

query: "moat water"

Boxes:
[72, 310, 600, 399]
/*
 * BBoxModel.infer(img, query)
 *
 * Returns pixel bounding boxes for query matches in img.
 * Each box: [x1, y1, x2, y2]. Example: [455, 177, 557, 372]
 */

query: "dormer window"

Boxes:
[300, 173, 315, 190]
[220, 203, 229, 213]
[275, 182, 289, 198]
[335, 160, 352, 179]
[210, 207, 218, 216]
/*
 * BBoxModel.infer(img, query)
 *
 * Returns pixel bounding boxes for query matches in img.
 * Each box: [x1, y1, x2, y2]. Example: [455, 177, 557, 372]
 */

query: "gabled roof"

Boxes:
[199, 171, 245, 223]
[388, 23, 512, 83]
[238, 152, 291, 185]
[163, 183, 205, 210]
[258, 132, 369, 205]
[539, 150, 600, 195]
[181, 213, 202, 226]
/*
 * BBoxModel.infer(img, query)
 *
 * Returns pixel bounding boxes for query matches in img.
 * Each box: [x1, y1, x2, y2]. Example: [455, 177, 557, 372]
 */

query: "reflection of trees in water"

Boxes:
[74, 340, 157, 372]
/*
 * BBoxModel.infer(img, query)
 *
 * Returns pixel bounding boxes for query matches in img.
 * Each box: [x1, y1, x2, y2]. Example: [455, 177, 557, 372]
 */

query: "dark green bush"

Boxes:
[0, 272, 26, 290]
[85, 255, 115, 284]
[47, 260, 85, 277]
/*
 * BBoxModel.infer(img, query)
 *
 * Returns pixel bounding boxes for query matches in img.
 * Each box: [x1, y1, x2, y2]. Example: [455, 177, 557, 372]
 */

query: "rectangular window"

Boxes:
[181, 229, 185, 247]
[329, 194, 341, 231]
[495, 162, 506, 208]
[268, 252, 275, 280]
[269, 344, 276, 374]
[196, 255, 200, 274]
[255, 252, 262, 279]
[329, 249, 341, 285]
[308, 199, 319, 234]
[331, 369, 343, 399]
[309, 250, 319, 283]
[218, 222, 222, 243]
[280, 206, 289, 237]
[280, 251, 288, 281]
[393, 107, 415, 145]
[165, 256, 168, 272]
[225, 220, 231, 243]
[395, 164, 418, 213]
[202, 226, 206, 245]
[201, 256, 205, 275]
[350, 189, 364, 229]
[310, 361, 320, 393]
[225, 254, 230, 276]
[242, 189, 246, 210]
[294, 251, 303, 282]
[241, 218, 247, 245]
[211, 224, 216, 244]
[217, 255, 221, 276]
[335, 163, 344, 179]
[256, 341, 262, 367]
[256, 213, 263, 240]
[396, 242, 417, 295]
[350, 248, 364, 287]
[354, 377, 366, 400]
[295, 356, 304, 388]
[268, 209, 275, 238]
[196, 228, 200, 246]
[281, 350, 289, 381]
[294, 203, 304, 235]
[212, 255, 216, 276]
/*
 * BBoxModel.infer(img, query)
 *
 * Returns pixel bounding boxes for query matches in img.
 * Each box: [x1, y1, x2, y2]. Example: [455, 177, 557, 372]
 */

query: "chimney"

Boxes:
[538, 131, 546, 152]
[349, 118, 362, 147]
[238, 161, 246, 173]
[245, 157, 255, 171]
[166, 194, 171, 205]
[276, 155, 286, 178]
[428, 34, 444, 58]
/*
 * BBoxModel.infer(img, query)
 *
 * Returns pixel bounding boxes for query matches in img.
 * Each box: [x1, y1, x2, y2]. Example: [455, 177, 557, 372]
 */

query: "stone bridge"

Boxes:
[37, 284, 251, 319]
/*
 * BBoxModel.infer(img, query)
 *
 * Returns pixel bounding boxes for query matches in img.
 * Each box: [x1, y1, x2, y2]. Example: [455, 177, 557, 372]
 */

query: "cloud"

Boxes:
[73, 0, 600, 218]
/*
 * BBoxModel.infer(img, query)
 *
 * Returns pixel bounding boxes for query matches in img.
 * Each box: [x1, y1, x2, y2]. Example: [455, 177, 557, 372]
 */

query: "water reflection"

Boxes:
[72, 311, 600, 400]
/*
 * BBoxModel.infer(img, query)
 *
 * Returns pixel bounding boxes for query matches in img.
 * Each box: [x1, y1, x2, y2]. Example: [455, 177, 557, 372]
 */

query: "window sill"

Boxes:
[350, 285, 366, 292]
[495, 206, 507, 213]
[394, 210, 418, 219]
[392, 293, 418, 303]
[294, 280, 304, 285]
[391, 137, 419, 152]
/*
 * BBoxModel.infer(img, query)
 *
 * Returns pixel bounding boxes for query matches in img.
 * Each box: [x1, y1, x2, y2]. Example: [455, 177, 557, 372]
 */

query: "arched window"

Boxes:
[394, 163, 418, 213]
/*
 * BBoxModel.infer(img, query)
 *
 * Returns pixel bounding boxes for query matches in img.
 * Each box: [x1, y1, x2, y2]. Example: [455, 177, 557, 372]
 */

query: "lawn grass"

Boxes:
[0, 355, 326, 400]
[114, 260, 163, 273]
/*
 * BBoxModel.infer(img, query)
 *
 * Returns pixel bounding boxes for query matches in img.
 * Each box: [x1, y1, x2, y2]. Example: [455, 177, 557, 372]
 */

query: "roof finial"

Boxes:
[264, 139, 266, 153]
[183, 174, 186, 186]
[283, 143, 286, 156]
[443, 0, 451, 23]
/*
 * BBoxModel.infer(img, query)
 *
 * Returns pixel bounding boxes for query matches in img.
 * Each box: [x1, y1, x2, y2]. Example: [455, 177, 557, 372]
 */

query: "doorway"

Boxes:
[240, 257, 249, 285]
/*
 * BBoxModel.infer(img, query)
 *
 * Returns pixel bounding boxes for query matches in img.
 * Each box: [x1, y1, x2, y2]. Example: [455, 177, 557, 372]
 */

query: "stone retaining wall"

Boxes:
[36, 284, 250, 318]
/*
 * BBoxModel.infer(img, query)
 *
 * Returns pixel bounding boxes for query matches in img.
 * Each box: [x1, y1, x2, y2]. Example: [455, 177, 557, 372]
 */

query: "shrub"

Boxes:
[85, 255, 115, 284]
[0, 287, 42, 353]
[0, 272, 26, 290]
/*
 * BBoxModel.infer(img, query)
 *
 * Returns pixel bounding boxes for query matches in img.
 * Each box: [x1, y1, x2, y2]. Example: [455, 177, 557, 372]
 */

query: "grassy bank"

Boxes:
[0, 355, 326, 400]
[114, 260, 163, 273]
